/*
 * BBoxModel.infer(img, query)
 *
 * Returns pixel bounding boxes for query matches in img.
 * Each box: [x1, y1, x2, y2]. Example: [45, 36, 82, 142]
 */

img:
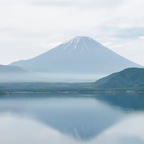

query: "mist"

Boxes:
[0, 72, 104, 83]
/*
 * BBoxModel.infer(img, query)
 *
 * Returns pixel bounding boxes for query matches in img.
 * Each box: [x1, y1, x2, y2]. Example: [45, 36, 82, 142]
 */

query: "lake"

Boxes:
[0, 93, 144, 144]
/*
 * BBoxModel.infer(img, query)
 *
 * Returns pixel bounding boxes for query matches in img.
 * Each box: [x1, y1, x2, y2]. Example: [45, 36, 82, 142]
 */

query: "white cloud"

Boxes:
[139, 36, 144, 40]
[93, 114, 144, 144]
[1, 114, 144, 144]
[0, 0, 124, 8]
[0, 115, 78, 144]
[30, 0, 124, 9]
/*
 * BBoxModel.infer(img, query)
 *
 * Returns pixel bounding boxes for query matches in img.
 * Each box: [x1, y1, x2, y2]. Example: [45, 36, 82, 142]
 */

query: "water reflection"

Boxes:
[93, 114, 144, 144]
[95, 93, 144, 111]
[0, 93, 124, 140]
[0, 114, 144, 144]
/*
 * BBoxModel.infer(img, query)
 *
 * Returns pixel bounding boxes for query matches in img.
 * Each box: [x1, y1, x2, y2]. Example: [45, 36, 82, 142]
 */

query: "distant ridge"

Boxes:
[11, 36, 141, 74]
[0, 65, 25, 73]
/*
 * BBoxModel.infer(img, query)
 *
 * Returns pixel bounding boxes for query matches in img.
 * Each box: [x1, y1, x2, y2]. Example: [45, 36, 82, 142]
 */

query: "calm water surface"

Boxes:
[0, 93, 144, 144]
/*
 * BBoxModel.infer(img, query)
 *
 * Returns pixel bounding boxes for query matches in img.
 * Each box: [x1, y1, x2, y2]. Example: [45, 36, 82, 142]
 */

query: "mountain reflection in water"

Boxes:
[0, 93, 144, 143]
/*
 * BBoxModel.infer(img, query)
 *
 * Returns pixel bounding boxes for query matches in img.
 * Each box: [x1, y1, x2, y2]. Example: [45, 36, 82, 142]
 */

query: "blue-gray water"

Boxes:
[0, 93, 144, 144]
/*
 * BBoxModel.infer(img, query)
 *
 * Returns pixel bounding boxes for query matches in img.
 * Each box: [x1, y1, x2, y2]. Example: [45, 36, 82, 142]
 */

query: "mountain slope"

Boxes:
[0, 65, 25, 73]
[94, 68, 144, 89]
[11, 36, 140, 74]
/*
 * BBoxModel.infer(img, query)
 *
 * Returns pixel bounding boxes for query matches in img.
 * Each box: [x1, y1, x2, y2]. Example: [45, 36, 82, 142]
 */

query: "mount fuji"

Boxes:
[11, 36, 141, 74]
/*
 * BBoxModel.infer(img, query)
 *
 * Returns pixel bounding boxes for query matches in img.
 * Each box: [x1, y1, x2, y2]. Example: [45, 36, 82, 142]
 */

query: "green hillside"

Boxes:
[95, 68, 144, 89]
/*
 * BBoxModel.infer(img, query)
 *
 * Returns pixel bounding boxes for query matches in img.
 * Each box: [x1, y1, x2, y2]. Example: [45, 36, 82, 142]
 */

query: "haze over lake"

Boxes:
[0, 73, 104, 83]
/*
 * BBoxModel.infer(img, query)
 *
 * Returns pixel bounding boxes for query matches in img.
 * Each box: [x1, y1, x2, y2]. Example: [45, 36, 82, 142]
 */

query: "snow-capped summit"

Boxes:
[11, 36, 140, 74]
[51, 36, 105, 54]
[69, 36, 94, 43]
[65, 36, 102, 50]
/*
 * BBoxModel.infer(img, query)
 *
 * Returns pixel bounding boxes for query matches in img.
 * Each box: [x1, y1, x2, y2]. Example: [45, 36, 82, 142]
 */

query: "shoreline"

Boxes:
[2, 89, 144, 95]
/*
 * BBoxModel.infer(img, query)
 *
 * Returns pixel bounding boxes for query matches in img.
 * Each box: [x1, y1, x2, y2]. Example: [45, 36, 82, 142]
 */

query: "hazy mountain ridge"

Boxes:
[0, 65, 25, 73]
[94, 68, 144, 89]
[11, 36, 140, 74]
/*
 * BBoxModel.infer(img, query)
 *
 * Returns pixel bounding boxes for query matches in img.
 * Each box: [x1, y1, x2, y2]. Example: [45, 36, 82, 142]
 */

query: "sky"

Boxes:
[0, 0, 144, 65]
